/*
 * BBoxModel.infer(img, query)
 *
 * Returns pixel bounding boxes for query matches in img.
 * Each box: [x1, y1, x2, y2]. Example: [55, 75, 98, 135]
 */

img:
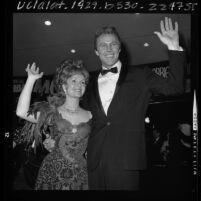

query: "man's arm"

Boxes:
[154, 17, 183, 51]
[145, 17, 186, 95]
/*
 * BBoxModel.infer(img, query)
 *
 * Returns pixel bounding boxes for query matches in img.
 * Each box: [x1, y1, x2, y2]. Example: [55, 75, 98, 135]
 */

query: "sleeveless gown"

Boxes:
[35, 110, 91, 190]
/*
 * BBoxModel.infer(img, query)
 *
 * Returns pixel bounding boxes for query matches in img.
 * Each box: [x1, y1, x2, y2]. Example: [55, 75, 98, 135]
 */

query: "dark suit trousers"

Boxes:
[88, 161, 140, 190]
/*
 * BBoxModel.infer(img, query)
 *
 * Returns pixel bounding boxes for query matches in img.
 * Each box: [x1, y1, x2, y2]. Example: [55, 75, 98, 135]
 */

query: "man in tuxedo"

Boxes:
[83, 17, 185, 190]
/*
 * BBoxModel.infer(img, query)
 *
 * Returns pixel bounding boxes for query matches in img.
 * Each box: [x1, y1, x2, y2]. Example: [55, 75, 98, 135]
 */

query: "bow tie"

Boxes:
[101, 67, 118, 75]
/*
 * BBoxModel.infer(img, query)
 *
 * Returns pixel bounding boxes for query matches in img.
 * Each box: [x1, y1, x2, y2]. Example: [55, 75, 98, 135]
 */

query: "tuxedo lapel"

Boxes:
[93, 72, 106, 116]
[113, 64, 128, 97]
[106, 65, 128, 115]
[92, 65, 128, 117]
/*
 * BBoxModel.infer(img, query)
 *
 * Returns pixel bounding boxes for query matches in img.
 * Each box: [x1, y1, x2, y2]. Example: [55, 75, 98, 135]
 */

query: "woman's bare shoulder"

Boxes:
[80, 108, 92, 120]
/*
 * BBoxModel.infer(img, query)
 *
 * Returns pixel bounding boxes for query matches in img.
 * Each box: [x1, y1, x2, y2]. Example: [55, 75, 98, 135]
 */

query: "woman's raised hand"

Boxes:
[25, 62, 44, 80]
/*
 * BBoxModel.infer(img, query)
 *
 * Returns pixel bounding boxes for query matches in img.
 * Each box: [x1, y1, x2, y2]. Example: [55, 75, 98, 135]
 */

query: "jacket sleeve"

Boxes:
[145, 50, 186, 96]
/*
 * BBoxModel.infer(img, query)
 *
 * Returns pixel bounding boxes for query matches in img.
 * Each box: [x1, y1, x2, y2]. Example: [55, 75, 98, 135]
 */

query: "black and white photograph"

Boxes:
[4, 1, 199, 201]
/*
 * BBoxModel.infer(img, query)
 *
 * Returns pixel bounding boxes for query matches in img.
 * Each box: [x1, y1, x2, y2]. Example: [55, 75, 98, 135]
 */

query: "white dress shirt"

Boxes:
[98, 61, 121, 115]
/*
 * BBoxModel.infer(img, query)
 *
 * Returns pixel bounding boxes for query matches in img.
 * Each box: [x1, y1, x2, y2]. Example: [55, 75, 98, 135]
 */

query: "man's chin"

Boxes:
[103, 61, 117, 68]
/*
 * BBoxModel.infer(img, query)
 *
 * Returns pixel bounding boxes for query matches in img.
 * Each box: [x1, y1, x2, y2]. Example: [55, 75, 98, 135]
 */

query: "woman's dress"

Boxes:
[34, 109, 91, 190]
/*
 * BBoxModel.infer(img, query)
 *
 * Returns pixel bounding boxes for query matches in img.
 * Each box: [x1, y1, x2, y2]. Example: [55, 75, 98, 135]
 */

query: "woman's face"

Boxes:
[63, 73, 86, 98]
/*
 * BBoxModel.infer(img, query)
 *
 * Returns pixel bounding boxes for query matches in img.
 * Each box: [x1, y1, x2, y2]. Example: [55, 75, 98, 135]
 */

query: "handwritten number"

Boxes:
[176, 2, 183, 10]
[91, 1, 98, 9]
[169, 2, 175, 11]
[124, 2, 131, 9]
[104, 2, 114, 10]
[71, 1, 76, 9]
[116, 2, 123, 9]
[159, 4, 167, 11]
[85, 2, 90, 9]
[149, 3, 157, 11]
[192, 3, 198, 11]
[77, 0, 84, 9]
[131, 2, 138, 9]
[184, 2, 192, 11]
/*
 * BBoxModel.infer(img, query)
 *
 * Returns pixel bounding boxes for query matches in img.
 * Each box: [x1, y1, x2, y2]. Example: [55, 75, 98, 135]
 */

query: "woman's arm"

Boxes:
[16, 62, 43, 123]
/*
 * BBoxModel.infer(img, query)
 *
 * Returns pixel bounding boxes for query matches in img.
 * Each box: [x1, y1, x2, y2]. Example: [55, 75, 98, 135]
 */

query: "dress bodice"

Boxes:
[50, 111, 91, 166]
[53, 111, 91, 140]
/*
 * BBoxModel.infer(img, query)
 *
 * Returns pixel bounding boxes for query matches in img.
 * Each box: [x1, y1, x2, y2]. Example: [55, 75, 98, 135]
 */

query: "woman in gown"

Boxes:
[16, 59, 92, 190]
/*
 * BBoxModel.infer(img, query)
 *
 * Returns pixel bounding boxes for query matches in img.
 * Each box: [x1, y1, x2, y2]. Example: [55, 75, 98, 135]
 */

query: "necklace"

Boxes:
[63, 106, 80, 114]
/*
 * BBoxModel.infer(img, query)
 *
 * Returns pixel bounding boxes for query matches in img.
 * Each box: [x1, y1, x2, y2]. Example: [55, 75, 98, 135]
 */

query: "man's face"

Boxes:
[95, 34, 121, 69]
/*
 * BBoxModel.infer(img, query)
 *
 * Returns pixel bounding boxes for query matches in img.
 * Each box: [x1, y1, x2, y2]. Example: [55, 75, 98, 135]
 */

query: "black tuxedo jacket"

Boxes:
[83, 51, 185, 171]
